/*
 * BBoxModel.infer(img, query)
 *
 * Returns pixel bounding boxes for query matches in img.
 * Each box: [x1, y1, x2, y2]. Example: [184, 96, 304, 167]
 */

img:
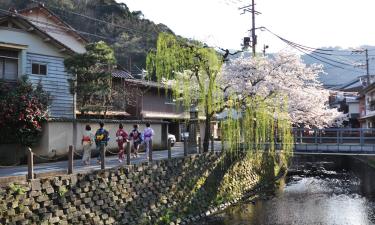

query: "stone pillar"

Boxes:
[188, 106, 199, 154]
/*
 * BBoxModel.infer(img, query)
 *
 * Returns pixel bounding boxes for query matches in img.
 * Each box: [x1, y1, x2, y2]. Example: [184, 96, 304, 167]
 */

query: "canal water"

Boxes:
[197, 155, 375, 225]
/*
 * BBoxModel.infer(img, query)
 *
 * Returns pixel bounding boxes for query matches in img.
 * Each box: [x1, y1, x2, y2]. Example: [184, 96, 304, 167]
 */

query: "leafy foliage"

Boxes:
[0, 76, 49, 146]
[64, 41, 116, 114]
[147, 33, 224, 152]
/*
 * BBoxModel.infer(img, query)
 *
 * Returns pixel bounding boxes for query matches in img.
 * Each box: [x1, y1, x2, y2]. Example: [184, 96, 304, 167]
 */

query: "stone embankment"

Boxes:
[0, 151, 287, 225]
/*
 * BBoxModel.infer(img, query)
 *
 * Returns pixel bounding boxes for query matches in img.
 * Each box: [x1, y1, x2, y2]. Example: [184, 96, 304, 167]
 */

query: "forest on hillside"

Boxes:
[0, 0, 174, 74]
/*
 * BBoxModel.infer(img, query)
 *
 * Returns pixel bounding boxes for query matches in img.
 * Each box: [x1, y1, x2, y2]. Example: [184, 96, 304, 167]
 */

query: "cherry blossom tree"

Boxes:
[220, 52, 347, 128]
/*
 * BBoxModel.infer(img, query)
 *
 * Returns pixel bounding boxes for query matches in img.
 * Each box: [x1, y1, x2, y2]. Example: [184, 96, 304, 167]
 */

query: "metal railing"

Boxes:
[293, 128, 375, 153]
[293, 128, 375, 145]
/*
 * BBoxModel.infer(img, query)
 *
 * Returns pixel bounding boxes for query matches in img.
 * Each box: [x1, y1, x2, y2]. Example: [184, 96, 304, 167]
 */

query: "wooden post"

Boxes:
[68, 145, 73, 174]
[211, 135, 214, 152]
[198, 137, 202, 154]
[184, 138, 188, 156]
[167, 139, 172, 160]
[101, 145, 105, 170]
[148, 140, 153, 162]
[27, 147, 34, 180]
[126, 141, 131, 165]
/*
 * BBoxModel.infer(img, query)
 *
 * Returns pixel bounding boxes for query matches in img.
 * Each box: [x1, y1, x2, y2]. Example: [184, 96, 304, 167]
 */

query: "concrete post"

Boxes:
[188, 106, 199, 154]
[68, 145, 73, 174]
[198, 136, 202, 154]
[101, 146, 105, 170]
[148, 140, 153, 162]
[167, 139, 172, 160]
[184, 138, 188, 156]
[27, 147, 34, 180]
[126, 141, 131, 165]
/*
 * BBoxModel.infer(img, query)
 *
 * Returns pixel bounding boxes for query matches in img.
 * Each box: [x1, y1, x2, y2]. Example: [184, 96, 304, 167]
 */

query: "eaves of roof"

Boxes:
[0, 14, 77, 55]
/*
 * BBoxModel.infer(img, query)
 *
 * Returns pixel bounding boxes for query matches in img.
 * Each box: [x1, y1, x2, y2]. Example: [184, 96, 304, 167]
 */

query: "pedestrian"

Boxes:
[81, 124, 94, 165]
[129, 124, 142, 158]
[143, 122, 154, 159]
[116, 123, 128, 163]
[95, 122, 110, 164]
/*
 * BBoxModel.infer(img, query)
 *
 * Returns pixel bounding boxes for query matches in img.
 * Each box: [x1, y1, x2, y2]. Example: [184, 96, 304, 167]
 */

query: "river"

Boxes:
[197, 155, 375, 225]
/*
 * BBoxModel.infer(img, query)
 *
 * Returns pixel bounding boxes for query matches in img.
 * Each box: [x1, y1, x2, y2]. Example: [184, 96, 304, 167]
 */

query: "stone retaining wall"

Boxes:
[0, 151, 288, 225]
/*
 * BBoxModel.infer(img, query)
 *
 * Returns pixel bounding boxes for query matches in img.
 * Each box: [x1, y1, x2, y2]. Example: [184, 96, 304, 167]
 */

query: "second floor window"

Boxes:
[32, 63, 47, 75]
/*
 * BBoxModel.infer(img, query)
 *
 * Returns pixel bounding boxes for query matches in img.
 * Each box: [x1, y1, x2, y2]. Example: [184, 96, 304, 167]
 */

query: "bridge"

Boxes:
[293, 128, 375, 155]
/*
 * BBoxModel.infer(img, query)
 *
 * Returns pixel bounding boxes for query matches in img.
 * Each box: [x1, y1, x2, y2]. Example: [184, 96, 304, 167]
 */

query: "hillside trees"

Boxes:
[0, 0, 173, 72]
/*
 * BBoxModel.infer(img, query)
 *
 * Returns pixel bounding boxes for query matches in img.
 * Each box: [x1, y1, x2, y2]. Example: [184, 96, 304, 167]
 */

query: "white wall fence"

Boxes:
[33, 118, 169, 158]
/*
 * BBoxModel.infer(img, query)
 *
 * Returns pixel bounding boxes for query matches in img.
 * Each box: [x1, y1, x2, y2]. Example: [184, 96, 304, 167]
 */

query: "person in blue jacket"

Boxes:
[95, 122, 110, 164]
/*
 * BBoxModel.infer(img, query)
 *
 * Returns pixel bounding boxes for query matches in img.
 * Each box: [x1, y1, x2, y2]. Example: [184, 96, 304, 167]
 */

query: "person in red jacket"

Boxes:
[116, 123, 128, 163]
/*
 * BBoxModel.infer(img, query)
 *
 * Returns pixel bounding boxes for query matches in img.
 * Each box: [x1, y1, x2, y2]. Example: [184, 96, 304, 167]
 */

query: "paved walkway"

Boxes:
[0, 142, 221, 179]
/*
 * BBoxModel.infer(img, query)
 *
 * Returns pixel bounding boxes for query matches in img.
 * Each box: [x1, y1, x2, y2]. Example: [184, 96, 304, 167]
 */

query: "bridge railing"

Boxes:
[293, 128, 375, 145]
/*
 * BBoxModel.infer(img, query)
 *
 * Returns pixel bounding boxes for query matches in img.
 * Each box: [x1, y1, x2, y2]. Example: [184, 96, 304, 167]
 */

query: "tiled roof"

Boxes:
[112, 69, 134, 79]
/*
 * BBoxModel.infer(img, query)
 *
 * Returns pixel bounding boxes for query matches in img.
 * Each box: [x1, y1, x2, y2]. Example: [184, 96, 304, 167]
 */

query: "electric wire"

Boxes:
[264, 28, 364, 73]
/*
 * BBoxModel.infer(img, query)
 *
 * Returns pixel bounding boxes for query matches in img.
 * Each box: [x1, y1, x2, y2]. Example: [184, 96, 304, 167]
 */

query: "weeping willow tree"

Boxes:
[147, 33, 293, 155]
[147, 33, 224, 152]
[220, 95, 293, 157]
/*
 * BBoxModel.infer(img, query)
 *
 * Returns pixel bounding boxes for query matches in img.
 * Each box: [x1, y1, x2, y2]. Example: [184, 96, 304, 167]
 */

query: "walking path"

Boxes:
[0, 142, 222, 180]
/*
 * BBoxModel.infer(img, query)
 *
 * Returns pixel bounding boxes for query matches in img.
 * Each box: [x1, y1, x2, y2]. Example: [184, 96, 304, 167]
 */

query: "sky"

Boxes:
[122, 0, 375, 53]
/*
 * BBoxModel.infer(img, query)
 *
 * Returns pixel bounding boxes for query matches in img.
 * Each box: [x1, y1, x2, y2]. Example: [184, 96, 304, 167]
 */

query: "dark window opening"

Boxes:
[32, 63, 47, 75]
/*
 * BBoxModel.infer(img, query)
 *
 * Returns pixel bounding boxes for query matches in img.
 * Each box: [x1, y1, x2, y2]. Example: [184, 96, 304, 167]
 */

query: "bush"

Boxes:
[0, 76, 49, 146]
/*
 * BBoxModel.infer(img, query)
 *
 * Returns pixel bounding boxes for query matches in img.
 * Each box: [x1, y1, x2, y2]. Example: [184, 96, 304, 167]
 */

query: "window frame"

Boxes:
[31, 62, 48, 76]
[0, 49, 19, 81]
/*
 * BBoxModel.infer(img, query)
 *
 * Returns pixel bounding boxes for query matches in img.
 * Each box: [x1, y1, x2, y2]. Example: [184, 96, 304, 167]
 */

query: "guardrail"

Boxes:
[293, 128, 375, 145]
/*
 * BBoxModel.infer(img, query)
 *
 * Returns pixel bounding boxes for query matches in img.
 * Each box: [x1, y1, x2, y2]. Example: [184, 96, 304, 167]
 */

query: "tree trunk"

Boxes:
[203, 99, 211, 152]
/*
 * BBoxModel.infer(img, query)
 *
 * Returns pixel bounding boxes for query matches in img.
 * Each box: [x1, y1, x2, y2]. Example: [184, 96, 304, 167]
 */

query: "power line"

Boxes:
[263, 28, 366, 73]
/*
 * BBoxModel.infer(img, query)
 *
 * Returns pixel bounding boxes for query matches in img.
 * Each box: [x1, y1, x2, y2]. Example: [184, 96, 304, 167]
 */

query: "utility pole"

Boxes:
[239, 0, 261, 57]
[263, 44, 269, 56]
[352, 48, 371, 85]
[251, 0, 256, 56]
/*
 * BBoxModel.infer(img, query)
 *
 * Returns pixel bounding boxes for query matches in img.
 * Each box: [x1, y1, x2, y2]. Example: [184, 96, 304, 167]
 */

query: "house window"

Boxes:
[0, 49, 18, 81]
[32, 63, 47, 75]
[165, 91, 176, 104]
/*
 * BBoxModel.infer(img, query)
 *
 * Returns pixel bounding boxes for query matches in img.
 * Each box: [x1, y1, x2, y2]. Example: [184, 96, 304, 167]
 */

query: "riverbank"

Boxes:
[0, 150, 290, 225]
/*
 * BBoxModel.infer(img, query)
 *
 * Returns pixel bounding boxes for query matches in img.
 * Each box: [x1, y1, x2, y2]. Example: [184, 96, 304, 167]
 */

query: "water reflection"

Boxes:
[198, 156, 375, 225]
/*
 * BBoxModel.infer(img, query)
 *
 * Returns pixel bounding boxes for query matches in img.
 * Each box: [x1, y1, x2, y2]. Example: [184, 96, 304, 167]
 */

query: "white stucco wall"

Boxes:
[32, 121, 167, 157]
